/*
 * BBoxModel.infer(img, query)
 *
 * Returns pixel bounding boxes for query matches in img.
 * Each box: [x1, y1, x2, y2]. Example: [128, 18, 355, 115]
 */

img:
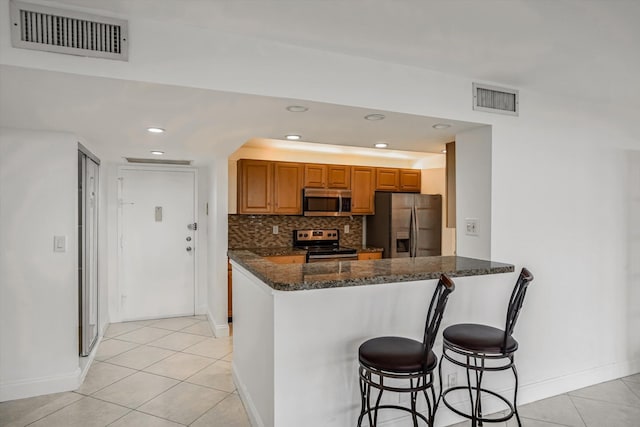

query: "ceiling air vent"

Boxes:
[472, 83, 519, 116]
[9, 0, 128, 61]
[125, 158, 193, 166]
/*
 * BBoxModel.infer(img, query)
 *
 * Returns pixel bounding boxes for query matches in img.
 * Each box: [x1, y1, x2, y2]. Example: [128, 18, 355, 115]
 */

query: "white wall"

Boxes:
[0, 128, 80, 400]
[207, 157, 229, 336]
[1, 0, 639, 410]
[455, 126, 492, 259]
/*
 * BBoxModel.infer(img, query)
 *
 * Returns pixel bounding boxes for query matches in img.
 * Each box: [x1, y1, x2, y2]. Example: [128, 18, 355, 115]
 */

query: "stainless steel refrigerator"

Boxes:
[366, 192, 442, 258]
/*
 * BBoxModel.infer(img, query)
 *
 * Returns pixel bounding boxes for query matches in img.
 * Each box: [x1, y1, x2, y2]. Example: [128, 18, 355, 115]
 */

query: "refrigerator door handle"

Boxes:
[410, 204, 417, 257]
[414, 203, 419, 257]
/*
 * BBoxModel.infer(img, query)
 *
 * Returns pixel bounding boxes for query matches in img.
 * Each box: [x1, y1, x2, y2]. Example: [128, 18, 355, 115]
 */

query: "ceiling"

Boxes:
[1, 1, 639, 163]
[0, 65, 482, 163]
[42, 0, 640, 109]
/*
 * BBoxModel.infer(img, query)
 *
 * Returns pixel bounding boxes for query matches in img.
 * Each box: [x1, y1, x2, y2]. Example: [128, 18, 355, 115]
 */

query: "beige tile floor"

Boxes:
[0, 316, 249, 427]
[1, 317, 639, 426]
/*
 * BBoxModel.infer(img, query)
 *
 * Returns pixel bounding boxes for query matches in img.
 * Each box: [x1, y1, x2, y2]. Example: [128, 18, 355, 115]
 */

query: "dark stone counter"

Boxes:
[227, 250, 514, 291]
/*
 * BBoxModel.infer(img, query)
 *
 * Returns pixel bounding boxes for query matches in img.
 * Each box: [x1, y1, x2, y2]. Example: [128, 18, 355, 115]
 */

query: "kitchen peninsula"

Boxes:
[228, 251, 514, 427]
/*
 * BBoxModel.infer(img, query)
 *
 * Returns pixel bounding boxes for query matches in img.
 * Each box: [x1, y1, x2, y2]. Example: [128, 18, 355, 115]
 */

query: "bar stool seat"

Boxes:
[359, 336, 438, 373]
[443, 324, 518, 354]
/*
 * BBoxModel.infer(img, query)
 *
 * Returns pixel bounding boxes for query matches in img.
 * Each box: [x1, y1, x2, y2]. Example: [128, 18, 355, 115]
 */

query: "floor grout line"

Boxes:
[567, 391, 640, 409]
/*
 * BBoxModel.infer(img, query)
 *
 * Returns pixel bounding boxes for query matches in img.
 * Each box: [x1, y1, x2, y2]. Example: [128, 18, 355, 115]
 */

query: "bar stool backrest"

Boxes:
[423, 274, 455, 355]
[503, 268, 535, 348]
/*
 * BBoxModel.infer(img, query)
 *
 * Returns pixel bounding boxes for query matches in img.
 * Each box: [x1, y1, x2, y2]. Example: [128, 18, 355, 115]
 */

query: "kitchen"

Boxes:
[226, 132, 462, 317]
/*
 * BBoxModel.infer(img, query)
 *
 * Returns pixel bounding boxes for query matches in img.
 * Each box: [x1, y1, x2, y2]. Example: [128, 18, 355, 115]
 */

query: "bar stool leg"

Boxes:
[410, 377, 419, 427]
[357, 371, 367, 427]
[474, 356, 485, 426]
[512, 363, 522, 427]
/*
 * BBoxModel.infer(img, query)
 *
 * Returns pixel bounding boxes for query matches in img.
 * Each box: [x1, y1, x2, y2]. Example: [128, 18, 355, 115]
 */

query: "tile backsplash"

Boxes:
[228, 215, 363, 248]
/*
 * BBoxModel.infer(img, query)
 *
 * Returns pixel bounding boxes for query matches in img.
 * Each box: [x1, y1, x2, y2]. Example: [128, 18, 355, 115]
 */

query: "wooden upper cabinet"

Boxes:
[237, 159, 303, 215]
[238, 159, 272, 214]
[376, 168, 400, 191]
[273, 162, 304, 214]
[400, 169, 421, 192]
[351, 166, 375, 214]
[304, 164, 327, 188]
[327, 165, 351, 189]
[304, 164, 351, 189]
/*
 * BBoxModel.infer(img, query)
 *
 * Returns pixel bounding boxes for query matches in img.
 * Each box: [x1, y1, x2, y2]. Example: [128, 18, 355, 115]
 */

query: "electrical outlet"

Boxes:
[272, 225, 279, 234]
[344, 224, 350, 234]
[447, 373, 458, 388]
[465, 218, 479, 236]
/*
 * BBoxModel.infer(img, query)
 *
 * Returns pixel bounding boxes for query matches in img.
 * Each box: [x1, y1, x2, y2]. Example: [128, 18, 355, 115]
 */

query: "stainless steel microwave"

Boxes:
[303, 189, 352, 216]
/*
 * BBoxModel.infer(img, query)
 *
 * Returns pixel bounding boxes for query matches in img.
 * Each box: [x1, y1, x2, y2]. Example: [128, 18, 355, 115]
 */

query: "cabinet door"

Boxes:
[266, 255, 306, 264]
[400, 169, 421, 192]
[351, 167, 375, 214]
[304, 164, 327, 188]
[376, 168, 400, 191]
[238, 159, 272, 214]
[357, 252, 382, 260]
[327, 165, 351, 189]
[274, 162, 304, 214]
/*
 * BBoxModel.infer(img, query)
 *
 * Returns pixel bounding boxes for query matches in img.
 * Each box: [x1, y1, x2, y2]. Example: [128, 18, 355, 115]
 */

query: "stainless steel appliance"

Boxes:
[293, 229, 358, 262]
[302, 189, 352, 217]
[366, 192, 442, 258]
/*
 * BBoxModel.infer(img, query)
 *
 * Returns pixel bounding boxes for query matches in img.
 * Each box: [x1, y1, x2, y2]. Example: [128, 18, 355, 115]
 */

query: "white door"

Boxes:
[119, 168, 196, 320]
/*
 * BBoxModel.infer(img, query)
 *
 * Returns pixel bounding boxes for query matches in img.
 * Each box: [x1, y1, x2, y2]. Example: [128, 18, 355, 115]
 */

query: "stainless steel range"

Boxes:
[293, 229, 358, 263]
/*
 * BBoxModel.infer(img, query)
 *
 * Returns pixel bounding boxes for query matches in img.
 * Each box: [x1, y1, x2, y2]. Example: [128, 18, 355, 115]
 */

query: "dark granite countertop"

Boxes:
[234, 247, 307, 257]
[227, 250, 514, 291]
[228, 246, 383, 257]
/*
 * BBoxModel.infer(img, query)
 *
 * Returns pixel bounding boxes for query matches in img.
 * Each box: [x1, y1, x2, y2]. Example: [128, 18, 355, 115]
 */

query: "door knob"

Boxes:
[186, 236, 192, 241]
[186, 246, 192, 252]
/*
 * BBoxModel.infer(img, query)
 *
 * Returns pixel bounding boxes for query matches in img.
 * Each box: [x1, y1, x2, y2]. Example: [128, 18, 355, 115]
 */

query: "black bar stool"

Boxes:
[438, 268, 534, 426]
[357, 274, 455, 427]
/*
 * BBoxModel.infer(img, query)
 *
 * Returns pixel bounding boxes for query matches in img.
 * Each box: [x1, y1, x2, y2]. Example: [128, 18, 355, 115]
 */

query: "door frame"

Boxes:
[116, 165, 199, 321]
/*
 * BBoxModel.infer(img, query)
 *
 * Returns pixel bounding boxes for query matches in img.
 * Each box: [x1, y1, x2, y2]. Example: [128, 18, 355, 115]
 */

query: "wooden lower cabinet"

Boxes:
[357, 252, 382, 261]
[265, 255, 306, 264]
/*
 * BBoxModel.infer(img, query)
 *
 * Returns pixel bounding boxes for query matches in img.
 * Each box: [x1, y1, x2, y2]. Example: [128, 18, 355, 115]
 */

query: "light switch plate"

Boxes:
[272, 225, 279, 234]
[465, 218, 479, 236]
[344, 225, 350, 234]
[54, 235, 66, 252]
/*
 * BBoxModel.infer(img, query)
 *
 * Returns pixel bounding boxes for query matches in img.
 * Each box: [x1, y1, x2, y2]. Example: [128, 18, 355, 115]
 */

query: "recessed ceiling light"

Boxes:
[374, 143, 388, 148]
[365, 114, 385, 121]
[150, 150, 164, 155]
[286, 105, 308, 112]
[441, 149, 447, 154]
[147, 127, 165, 133]
[285, 134, 301, 140]
[432, 123, 451, 129]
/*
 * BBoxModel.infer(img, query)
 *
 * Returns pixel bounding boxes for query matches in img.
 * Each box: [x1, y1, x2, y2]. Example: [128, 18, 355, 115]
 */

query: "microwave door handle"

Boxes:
[338, 193, 342, 214]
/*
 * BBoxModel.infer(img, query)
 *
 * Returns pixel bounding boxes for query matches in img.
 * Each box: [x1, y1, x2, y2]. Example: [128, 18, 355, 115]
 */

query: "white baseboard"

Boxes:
[0, 367, 81, 402]
[207, 308, 229, 338]
[0, 335, 104, 402]
[232, 362, 265, 427]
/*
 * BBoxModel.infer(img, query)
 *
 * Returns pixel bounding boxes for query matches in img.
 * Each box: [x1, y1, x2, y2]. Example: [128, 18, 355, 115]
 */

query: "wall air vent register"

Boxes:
[472, 83, 519, 116]
[9, 0, 128, 61]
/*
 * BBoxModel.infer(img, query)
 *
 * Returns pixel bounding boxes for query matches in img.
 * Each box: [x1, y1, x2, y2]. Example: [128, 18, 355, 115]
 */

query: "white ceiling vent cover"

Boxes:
[472, 83, 519, 116]
[9, 0, 128, 61]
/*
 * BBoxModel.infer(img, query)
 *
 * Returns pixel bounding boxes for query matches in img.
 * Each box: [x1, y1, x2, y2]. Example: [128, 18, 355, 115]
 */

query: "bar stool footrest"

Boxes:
[440, 386, 515, 424]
